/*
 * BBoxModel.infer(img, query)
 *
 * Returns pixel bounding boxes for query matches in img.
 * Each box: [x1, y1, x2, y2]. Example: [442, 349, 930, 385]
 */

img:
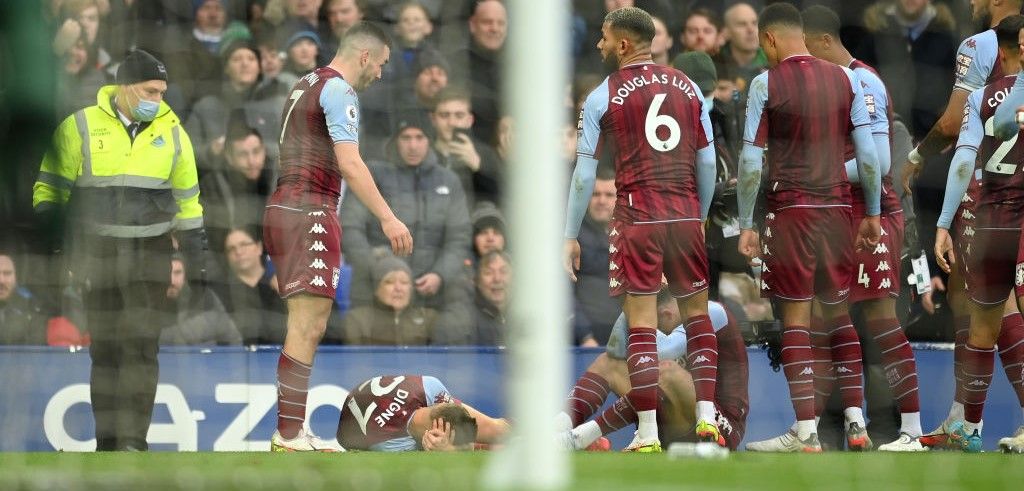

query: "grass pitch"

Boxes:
[1, 451, 1021, 490]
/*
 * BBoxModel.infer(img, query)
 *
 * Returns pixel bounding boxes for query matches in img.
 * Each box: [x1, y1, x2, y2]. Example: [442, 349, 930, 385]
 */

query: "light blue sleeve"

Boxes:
[576, 78, 609, 159]
[422, 376, 453, 406]
[741, 72, 769, 147]
[844, 71, 892, 184]
[845, 67, 881, 216]
[320, 77, 360, 144]
[696, 88, 717, 220]
[994, 71, 1024, 141]
[938, 90, 984, 229]
[954, 31, 996, 93]
[565, 82, 609, 239]
[737, 72, 768, 230]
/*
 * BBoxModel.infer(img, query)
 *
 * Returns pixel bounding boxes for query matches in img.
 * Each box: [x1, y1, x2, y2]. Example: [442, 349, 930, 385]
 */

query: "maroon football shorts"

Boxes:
[263, 204, 341, 300]
[965, 227, 1021, 305]
[759, 206, 853, 304]
[607, 218, 708, 298]
[951, 182, 980, 285]
[848, 210, 904, 303]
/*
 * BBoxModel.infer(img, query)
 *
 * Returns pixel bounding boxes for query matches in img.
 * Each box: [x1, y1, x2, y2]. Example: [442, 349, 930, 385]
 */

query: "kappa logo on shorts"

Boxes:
[609, 244, 618, 254]
[761, 280, 770, 291]
[880, 227, 888, 236]
[692, 279, 707, 288]
[961, 209, 975, 220]
[309, 241, 328, 252]
[309, 223, 327, 234]
[961, 194, 973, 204]
[308, 211, 327, 217]
[310, 276, 327, 287]
[764, 227, 772, 238]
[609, 261, 619, 271]
[309, 258, 327, 270]
[762, 243, 770, 255]
[876, 261, 891, 272]
[609, 228, 619, 236]
[878, 278, 892, 289]
[963, 226, 975, 238]
[609, 278, 621, 289]
[332, 267, 340, 289]
[766, 213, 775, 221]
[1016, 263, 1024, 287]
[873, 243, 889, 255]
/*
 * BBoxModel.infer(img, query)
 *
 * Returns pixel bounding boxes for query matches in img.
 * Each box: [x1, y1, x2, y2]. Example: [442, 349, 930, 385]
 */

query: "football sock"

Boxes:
[572, 420, 604, 450]
[829, 315, 865, 410]
[276, 350, 311, 439]
[595, 397, 637, 436]
[843, 407, 866, 429]
[625, 327, 659, 413]
[953, 315, 970, 405]
[555, 412, 572, 431]
[961, 342, 995, 424]
[685, 314, 718, 422]
[781, 326, 815, 421]
[866, 318, 920, 414]
[568, 371, 611, 426]
[809, 315, 834, 416]
[789, 416, 820, 434]
[998, 312, 1024, 407]
[947, 402, 965, 424]
[901, 412, 922, 438]
[637, 410, 658, 442]
[795, 420, 817, 441]
[963, 420, 981, 436]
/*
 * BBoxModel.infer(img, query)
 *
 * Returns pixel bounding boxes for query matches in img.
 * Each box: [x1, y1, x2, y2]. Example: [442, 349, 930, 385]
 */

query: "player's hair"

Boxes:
[604, 7, 656, 46]
[429, 403, 479, 448]
[759, 2, 803, 32]
[684, 7, 722, 31]
[433, 87, 472, 111]
[476, 251, 510, 280]
[801, 5, 840, 37]
[995, 14, 1024, 52]
[339, 21, 393, 55]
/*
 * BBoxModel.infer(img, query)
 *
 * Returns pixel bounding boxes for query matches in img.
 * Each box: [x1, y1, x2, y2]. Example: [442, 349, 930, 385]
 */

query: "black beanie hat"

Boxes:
[116, 49, 168, 85]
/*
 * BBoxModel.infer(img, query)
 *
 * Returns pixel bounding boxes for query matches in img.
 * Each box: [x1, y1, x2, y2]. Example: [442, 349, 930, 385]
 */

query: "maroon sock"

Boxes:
[867, 318, 920, 413]
[829, 315, 864, 410]
[809, 316, 834, 416]
[960, 342, 995, 424]
[625, 327, 659, 412]
[595, 397, 638, 435]
[998, 312, 1024, 407]
[569, 371, 611, 426]
[277, 351, 312, 439]
[685, 314, 718, 406]
[954, 315, 970, 405]
[781, 327, 815, 421]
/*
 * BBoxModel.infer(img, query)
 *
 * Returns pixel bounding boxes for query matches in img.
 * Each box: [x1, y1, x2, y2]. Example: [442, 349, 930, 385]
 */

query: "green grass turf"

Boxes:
[1, 452, 1022, 491]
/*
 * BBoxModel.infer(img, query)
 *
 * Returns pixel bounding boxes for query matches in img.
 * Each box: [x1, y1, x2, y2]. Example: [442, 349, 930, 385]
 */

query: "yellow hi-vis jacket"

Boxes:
[33, 85, 203, 238]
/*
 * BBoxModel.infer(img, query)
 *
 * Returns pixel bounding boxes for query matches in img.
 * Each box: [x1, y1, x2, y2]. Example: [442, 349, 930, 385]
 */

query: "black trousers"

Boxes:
[77, 234, 171, 451]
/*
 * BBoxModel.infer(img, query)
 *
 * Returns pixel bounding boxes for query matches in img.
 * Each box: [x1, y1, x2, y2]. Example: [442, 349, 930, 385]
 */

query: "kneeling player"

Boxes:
[336, 374, 510, 451]
[556, 297, 748, 451]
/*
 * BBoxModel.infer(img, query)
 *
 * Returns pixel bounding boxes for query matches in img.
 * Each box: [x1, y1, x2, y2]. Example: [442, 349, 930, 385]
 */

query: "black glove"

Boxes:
[35, 202, 67, 255]
[177, 228, 211, 294]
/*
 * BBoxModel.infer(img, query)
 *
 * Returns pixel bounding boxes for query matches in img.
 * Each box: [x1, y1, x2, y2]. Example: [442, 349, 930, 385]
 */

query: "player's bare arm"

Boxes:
[334, 142, 413, 256]
[902, 84, 969, 195]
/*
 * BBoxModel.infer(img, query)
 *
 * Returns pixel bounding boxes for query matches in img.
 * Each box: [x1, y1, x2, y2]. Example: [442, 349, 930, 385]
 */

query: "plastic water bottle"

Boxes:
[666, 442, 730, 460]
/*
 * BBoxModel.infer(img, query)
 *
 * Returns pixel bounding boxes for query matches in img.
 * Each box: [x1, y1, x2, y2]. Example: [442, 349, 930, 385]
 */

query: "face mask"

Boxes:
[132, 99, 159, 122]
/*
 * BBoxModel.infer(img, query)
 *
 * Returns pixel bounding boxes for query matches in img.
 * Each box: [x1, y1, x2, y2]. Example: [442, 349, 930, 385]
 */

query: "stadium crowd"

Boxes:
[1, 0, 1024, 452]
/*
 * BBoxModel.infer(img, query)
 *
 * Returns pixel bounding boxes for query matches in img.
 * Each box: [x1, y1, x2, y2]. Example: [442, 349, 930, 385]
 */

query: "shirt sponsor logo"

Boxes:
[956, 54, 973, 79]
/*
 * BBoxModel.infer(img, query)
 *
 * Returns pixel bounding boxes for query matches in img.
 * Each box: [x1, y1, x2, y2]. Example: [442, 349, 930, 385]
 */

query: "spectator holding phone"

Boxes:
[429, 89, 502, 207]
